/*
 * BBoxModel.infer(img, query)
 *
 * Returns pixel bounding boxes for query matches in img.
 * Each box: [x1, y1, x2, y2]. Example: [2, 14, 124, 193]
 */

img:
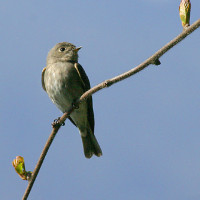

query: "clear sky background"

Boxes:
[1, 1, 200, 200]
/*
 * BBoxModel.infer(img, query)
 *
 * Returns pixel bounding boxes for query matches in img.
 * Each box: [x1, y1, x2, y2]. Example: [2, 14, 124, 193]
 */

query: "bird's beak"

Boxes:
[74, 46, 82, 52]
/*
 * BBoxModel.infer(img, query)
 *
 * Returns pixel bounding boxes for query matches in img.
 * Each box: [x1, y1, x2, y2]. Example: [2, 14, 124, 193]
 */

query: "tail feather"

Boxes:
[81, 132, 102, 158]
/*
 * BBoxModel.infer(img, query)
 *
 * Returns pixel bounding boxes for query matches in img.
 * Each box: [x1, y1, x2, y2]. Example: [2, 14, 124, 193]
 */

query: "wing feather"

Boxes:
[74, 63, 95, 132]
[41, 67, 47, 91]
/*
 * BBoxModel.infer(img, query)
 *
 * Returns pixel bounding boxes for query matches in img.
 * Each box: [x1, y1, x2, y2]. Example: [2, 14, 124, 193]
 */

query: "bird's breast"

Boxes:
[44, 62, 82, 112]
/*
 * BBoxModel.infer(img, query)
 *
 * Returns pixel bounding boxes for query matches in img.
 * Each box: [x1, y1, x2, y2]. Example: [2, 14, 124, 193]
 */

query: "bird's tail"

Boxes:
[81, 130, 102, 159]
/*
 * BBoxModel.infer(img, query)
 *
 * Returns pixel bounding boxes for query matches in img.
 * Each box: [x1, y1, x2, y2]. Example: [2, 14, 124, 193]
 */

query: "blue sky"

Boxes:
[1, 1, 200, 199]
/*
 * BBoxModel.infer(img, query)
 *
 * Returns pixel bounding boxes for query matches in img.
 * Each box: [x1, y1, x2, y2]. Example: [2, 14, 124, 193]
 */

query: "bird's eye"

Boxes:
[59, 47, 66, 52]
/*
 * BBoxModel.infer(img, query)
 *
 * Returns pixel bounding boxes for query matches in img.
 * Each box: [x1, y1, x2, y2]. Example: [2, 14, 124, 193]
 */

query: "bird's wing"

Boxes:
[74, 63, 89, 90]
[41, 67, 47, 91]
[74, 63, 95, 132]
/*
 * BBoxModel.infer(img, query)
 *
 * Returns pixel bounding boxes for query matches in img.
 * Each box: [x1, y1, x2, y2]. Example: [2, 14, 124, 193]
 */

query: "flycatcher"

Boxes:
[42, 42, 102, 158]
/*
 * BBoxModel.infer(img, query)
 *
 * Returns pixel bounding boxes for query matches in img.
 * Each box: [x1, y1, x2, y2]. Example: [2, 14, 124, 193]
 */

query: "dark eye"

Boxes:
[59, 47, 66, 52]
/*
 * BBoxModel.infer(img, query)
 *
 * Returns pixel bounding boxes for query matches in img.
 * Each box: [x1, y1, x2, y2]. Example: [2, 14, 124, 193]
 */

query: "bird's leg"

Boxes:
[51, 117, 65, 127]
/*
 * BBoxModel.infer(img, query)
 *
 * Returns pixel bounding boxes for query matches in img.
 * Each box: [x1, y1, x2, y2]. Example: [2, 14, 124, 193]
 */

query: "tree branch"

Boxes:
[22, 19, 200, 200]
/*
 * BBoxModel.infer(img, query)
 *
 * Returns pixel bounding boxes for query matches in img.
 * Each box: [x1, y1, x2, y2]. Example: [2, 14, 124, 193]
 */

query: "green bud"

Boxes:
[179, 0, 191, 28]
[12, 156, 32, 180]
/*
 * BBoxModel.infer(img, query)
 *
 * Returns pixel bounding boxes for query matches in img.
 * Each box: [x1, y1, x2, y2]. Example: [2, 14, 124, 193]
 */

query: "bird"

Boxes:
[42, 42, 102, 158]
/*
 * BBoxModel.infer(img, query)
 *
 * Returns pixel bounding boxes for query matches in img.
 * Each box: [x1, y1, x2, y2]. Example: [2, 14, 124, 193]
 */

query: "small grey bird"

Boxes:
[42, 42, 102, 158]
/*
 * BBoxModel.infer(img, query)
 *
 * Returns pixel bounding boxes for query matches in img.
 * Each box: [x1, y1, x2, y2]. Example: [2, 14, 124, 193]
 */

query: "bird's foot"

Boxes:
[51, 117, 65, 128]
[72, 102, 79, 109]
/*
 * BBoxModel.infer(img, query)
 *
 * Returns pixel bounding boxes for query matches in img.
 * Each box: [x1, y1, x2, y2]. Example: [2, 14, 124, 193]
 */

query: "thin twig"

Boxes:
[22, 19, 200, 200]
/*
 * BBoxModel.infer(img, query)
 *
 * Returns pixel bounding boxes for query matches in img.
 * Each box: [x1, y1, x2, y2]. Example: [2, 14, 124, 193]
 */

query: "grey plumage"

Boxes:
[42, 42, 102, 158]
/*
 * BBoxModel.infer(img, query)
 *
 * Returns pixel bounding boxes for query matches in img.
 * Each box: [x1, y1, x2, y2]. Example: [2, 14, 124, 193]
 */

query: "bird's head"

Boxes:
[47, 42, 82, 64]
